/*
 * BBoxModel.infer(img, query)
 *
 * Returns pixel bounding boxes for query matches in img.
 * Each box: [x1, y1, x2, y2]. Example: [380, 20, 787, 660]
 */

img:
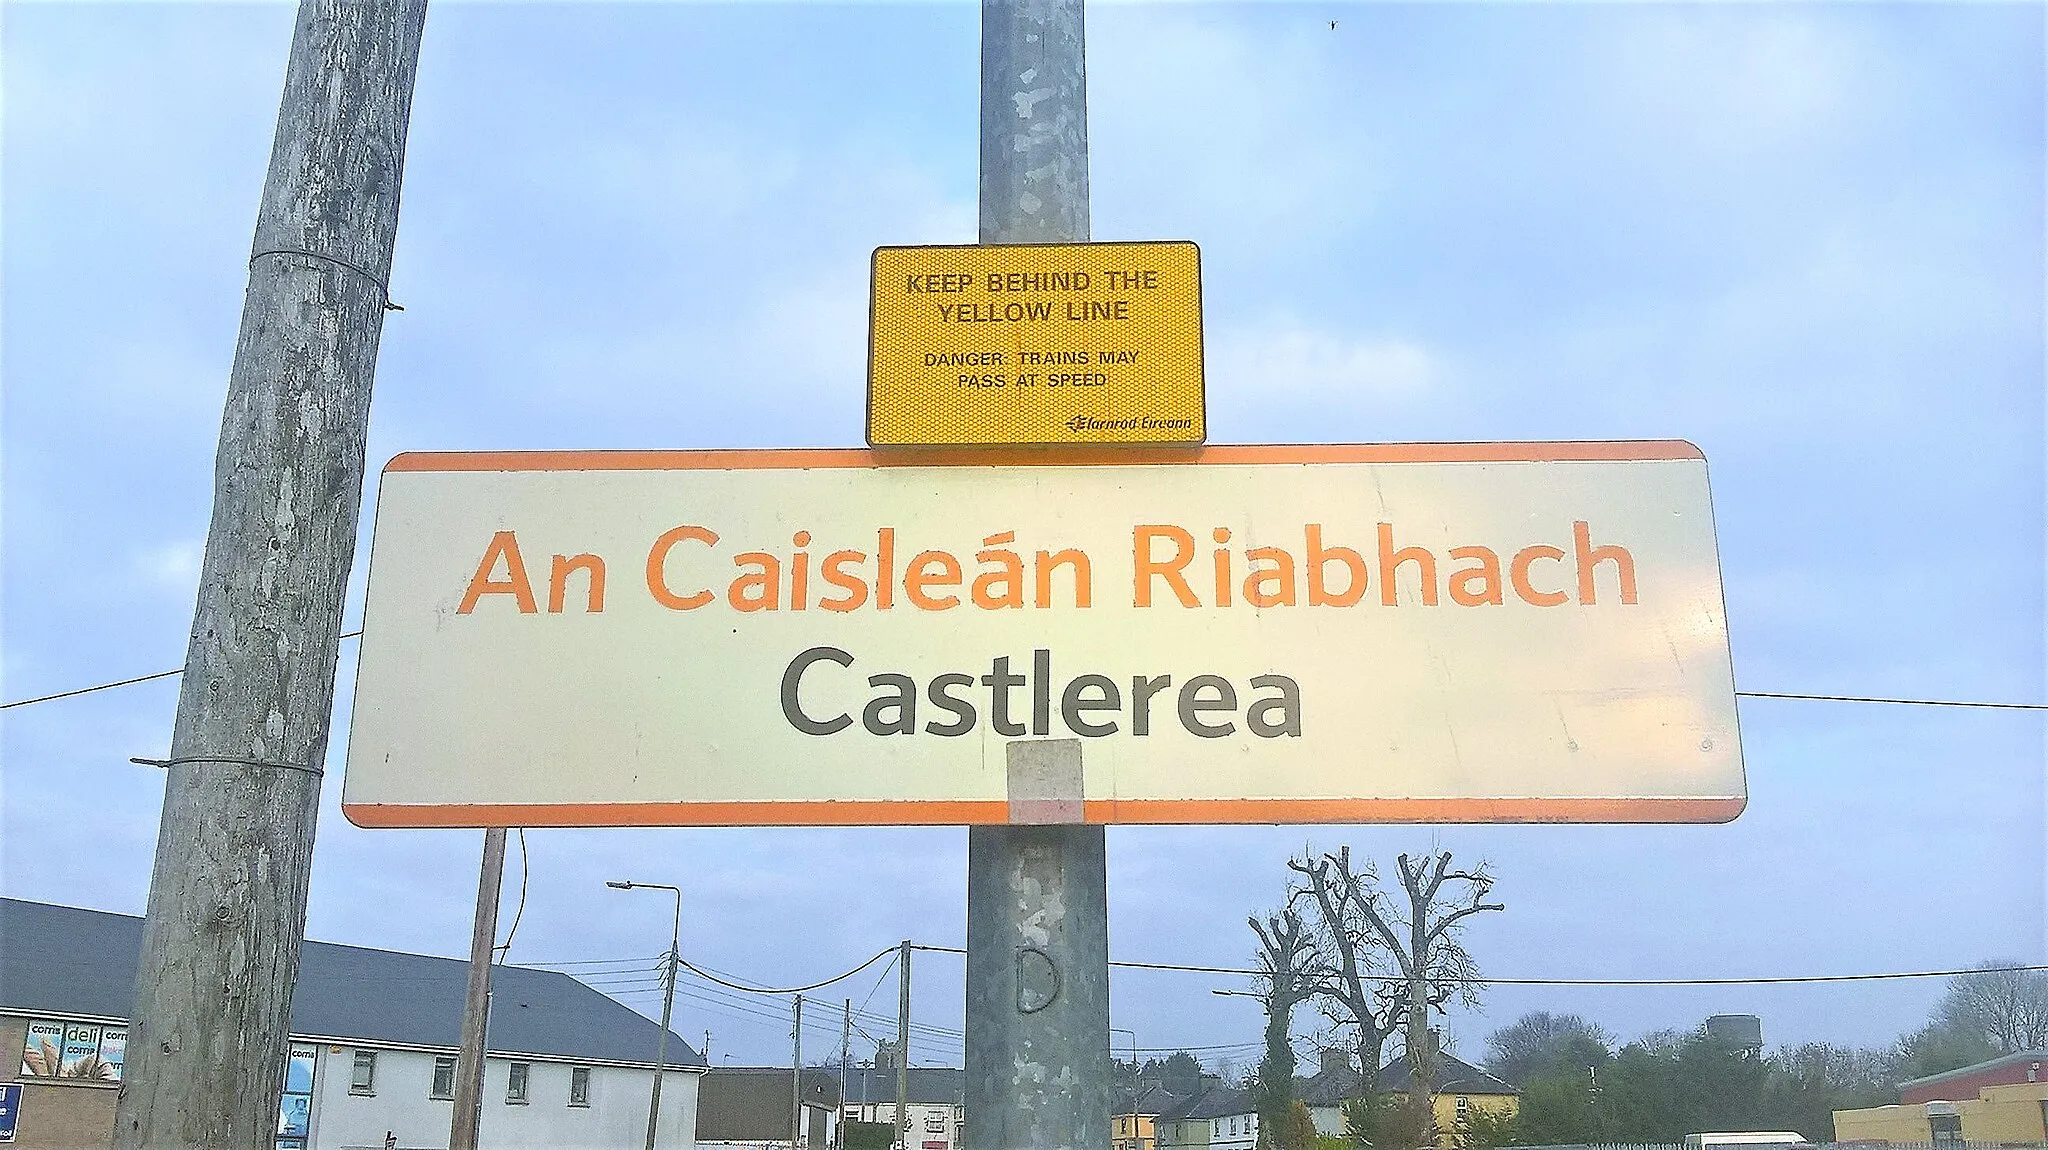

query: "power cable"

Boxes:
[1736, 690, 2045, 711]
[512, 953, 666, 970]
[493, 828, 529, 960]
[913, 945, 2048, 987]
[6, 639, 2043, 713]
[676, 946, 895, 996]
[0, 630, 364, 709]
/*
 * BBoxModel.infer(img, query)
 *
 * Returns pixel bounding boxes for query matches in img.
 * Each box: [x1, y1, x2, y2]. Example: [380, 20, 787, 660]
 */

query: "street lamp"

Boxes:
[608, 880, 682, 1150]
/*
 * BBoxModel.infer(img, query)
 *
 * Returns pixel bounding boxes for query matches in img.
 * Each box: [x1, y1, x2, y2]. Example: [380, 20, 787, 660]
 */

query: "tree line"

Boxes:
[1474, 964, 2048, 1147]
[1213, 843, 2046, 1150]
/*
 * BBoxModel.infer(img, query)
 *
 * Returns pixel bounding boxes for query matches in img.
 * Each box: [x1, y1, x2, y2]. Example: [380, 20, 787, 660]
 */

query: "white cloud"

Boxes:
[132, 540, 202, 595]
[1209, 319, 1440, 404]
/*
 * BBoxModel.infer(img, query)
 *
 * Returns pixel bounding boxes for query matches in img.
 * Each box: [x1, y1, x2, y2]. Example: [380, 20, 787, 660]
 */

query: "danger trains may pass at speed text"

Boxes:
[867, 241, 1205, 446]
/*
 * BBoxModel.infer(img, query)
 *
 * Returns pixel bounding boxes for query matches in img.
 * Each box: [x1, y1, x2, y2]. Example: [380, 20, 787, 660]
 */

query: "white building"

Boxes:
[832, 1055, 964, 1150]
[1, 898, 705, 1150]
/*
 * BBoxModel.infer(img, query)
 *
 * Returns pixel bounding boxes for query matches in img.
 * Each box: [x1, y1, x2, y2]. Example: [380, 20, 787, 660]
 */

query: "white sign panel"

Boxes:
[341, 443, 1743, 827]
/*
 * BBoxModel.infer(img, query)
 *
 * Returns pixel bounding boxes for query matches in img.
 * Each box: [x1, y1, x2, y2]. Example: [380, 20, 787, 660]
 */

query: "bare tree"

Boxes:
[1353, 852, 1504, 1146]
[1251, 907, 1323, 1148]
[1936, 961, 2048, 1054]
[1290, 847, 1406, 1091]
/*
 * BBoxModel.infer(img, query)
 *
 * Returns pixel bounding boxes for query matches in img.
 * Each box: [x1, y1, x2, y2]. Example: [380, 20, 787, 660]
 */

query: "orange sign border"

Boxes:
[346, 439, 1737, 829]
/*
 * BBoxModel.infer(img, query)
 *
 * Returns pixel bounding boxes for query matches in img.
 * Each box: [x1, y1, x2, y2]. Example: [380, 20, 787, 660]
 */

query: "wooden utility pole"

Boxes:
[792, 994, 805, 1149]
[840, 999, 852, 1147]
[450, 828, 507, 1150]
[895, 940, 912, 1150]
[112, 3, 427, 1149]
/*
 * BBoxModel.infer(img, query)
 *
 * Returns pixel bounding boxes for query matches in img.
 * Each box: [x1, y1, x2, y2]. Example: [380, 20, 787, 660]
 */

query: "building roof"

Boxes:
[697, 1068, 842, 1141]
[1300, 1063, 1365, 1106]
[1375, 1051, 1518, 1096]
[830, 1064, 965, 1107]
[1115, 1082, 1193, 1117]
[0, 898, 705, 1069]
[1898, 1050, 2048, 1095]
[1180, 1084, 1256, 1121]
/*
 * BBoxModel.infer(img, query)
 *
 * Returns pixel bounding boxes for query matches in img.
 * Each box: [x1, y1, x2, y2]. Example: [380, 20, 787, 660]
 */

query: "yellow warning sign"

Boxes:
[868, 241, 1204, 447]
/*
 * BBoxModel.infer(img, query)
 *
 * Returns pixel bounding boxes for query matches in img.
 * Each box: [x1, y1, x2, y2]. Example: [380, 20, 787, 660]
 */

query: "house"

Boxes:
[1113, 1082, 1194, 1150]
[1155, 1082, 1255, 1150]
[1371, 1048, 1520, 1149]
[0, 897, 706, 1150]
[696, 1068, 840, 1149]
[829, 1048, 964, 1150]
[1299, 1048, 1368, 1136]
[1832, 1051, 2048, 1145]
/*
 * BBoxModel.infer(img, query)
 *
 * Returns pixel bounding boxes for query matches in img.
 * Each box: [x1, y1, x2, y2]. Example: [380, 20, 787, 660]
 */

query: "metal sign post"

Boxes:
[964, 2, 1111, 1147]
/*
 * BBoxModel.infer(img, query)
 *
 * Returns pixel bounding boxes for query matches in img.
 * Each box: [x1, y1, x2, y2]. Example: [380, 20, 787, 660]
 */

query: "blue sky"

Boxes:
[3, 1, 2043, 1073]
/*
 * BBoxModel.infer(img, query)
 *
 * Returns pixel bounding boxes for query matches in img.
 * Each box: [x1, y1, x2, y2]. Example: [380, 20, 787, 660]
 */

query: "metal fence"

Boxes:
[1505, 1144, 2046, 1150]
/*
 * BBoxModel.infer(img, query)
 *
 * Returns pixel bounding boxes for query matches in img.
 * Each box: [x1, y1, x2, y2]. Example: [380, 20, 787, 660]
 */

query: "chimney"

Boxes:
[874, 1041, 898, 1075]
[1319, 1049, 1352, 1077]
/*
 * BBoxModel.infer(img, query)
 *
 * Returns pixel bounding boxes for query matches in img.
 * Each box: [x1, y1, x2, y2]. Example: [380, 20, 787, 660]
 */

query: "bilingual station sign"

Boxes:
[340, 442, 1745, 829]
[868, 241, 1204, 447]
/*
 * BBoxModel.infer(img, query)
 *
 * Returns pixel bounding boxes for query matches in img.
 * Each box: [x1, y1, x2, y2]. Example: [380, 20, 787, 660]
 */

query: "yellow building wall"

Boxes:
[1833, 1083, 2048, 1146]
[1965, 1082, 2048, 1143]
[1832, 1104, 1933, 1143]
[1113, 1111, 1161, 1150]
[1426, 1090, 1519, 1149]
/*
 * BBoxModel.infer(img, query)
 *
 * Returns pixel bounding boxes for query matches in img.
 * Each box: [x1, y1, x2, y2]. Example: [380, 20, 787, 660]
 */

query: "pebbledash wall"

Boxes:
[0, 899, 705, 1150]
[285, 1043, 698, 1150]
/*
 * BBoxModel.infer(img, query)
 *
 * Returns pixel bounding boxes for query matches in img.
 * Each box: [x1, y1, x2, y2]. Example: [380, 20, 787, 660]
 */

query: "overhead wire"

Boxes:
[493, 828, 529, 960]
[915, 944, 2048, 987]
[6, 638, 2043, 713]
[676, 945, 895, 996]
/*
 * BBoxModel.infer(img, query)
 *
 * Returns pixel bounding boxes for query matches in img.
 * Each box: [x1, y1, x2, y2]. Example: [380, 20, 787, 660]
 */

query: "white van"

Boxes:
[1684, 1133, 1810, 1150]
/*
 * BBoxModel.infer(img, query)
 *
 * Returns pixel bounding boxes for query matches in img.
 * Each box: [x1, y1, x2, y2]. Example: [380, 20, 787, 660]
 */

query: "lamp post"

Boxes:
[609, 881, 682, 1150]
[1110, 1027, 1138, 1069]
[1110, 1027, 1138, 1150]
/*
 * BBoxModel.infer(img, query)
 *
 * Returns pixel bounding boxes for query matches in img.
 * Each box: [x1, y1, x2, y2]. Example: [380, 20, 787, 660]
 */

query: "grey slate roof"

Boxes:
[1181, 1084, 1255, 1121]
[697, 1068, 842, 1141]
[0, 898, 704, 1069]
[1374, 1051, 1517, 1096]
[1300, 1064, 1365, 1106]
[829, 1065, 965, 1107]
[1114, 1082, 1192, 1117]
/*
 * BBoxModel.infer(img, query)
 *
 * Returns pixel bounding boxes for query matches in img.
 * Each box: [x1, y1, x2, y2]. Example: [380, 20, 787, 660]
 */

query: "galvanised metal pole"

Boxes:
[112, 3, 427, 1148]
[964, 750, 1111, 1143]
[965, 5, 1109, 1146]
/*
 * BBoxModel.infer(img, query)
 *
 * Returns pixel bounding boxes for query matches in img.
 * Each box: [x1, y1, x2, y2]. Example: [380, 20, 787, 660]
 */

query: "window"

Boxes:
[506, 1061, 529, 1103]
[19, 1020, 127, 1083]
[276, 1046, 317, 1150]
[1455, 1096, 1471, 1124]
[569, 1066, 590, 1107]
[431, 1055, 457, 1100]
[349, 1050, 376, 1095]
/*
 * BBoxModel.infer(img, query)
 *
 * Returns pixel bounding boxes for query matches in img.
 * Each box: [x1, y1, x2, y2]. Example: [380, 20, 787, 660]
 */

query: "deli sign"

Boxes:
[340, 442, 1744, 828]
